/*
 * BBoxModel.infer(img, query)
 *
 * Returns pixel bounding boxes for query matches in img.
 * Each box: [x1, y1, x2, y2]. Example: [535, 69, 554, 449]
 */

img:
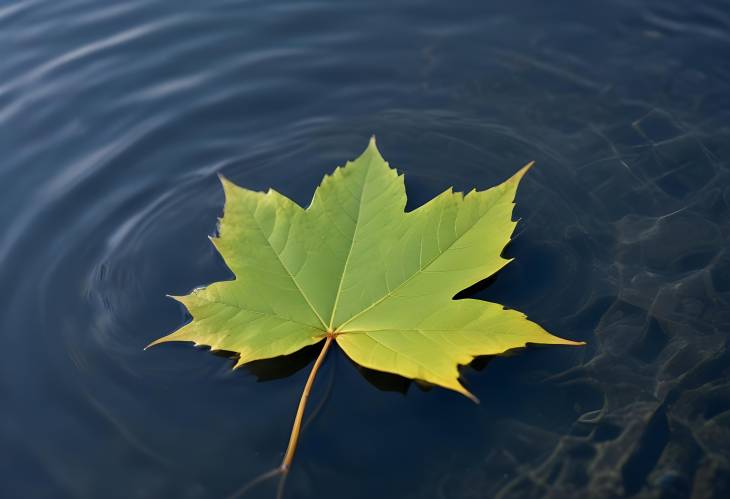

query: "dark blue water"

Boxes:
[2, 1, 730, 498]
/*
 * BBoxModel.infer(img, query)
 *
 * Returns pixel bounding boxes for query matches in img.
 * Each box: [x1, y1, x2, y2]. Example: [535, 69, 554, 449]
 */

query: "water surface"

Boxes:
[2, 1, 730, 498]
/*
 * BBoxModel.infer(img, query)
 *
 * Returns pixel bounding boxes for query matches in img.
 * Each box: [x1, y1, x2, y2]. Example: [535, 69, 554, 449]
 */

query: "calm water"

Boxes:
[2, 1, 730, 498]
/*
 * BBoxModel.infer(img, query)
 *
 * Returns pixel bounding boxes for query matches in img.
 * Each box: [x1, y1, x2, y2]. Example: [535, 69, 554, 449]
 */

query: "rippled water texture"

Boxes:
[2, 1, 730, 498]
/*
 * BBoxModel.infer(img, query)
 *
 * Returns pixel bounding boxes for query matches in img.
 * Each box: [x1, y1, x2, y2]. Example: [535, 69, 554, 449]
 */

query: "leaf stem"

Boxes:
[227, 334, 334, 499]
[280, 333, 334, 472]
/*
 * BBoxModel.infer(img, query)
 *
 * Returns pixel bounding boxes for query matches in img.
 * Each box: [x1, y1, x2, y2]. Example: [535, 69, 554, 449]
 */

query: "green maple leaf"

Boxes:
[147, 137, 583, 481]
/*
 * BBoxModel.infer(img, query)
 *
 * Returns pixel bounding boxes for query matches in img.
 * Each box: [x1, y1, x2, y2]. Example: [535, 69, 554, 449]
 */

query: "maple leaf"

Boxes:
[147, 137, 583, 482]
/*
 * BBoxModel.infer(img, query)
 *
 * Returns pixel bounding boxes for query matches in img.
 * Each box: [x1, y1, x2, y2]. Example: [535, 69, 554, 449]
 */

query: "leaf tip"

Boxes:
[536, 336, 587, 347]
[512, 161, 535, 183]
[465, 390, 480, 404]
[143, 337, 165, 350]
[454, 381, 480, 403]
[216, 172, 230, 185]
[366, 134, 386, 162]
[217, 173, 241, 199]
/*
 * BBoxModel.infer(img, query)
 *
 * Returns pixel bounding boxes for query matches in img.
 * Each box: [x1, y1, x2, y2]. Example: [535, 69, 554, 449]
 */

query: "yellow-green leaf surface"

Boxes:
[148, 138, 583, 400]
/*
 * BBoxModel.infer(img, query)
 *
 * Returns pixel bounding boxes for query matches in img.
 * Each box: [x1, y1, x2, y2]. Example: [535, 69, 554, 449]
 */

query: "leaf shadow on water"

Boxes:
[239, 344, 323, 382]
[343, 340, 525, 400]
[344, 355, 413, 395]
[208, 338, 416, 397]
[208, 343, 330, 382]
[353, 356, 503, 396]
[210, 266, 531, 403]
[453, 270, 500, 299]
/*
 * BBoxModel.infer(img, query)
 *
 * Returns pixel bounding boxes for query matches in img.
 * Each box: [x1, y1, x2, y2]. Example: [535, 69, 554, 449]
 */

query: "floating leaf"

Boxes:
[147, 137, 583, 486]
